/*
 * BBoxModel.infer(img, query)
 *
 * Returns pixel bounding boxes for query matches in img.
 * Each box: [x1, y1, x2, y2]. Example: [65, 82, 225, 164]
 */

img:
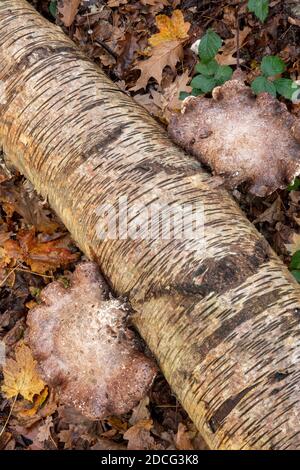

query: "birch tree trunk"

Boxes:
[1, 0, 300, 450]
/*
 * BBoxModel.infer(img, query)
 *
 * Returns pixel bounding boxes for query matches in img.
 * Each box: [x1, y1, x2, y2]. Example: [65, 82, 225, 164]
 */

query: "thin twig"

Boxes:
[94, 39, 118, 60]
[0, 394, 18, 438]
[0, 264, 19, 288]
[16, 266, 54, 279]
[236, 7, 240, 69]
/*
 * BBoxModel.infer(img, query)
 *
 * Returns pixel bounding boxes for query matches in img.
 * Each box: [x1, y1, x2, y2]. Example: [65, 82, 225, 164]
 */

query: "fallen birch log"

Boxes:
[1, 0, 300, 450]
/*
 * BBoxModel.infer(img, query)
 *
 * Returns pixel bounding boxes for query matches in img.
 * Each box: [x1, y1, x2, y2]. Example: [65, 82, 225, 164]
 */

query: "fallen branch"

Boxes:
[1, 0, 300, 450]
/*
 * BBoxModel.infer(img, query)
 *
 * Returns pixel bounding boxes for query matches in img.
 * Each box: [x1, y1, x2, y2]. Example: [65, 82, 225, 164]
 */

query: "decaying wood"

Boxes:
[27, 262, 157, 419]
[1, 0, 300, 450]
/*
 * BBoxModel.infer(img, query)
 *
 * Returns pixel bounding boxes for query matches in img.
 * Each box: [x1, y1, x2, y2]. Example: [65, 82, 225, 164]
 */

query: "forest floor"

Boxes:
[0, 0, 300, 450]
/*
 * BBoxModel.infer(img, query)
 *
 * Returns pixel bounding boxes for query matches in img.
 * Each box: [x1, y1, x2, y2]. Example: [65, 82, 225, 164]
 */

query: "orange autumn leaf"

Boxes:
[149, 10, 190, 46]
[132, 10, 190, 91]
[3, 229, 78, 274]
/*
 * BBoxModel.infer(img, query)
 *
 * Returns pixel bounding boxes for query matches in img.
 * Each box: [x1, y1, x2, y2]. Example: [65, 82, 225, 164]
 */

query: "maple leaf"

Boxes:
[1, 342, 45, 402]
[132, 10, 190, 90]
[148, 10, 190, 46]
[3, 229, 78, 274]
[58, 0, 81, 27]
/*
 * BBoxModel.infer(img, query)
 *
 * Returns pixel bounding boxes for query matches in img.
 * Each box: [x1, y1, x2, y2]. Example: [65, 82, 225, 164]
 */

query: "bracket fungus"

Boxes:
[27, 262, 157, 419]
[168, 77, 300, 196]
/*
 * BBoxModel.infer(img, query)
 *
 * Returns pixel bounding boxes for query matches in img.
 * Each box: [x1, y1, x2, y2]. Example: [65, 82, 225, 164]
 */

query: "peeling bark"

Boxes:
[1, 0, 300, 450]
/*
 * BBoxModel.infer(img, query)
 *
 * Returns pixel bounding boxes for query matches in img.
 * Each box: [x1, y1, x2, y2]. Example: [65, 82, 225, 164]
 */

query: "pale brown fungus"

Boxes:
[168, 78, 300, 196]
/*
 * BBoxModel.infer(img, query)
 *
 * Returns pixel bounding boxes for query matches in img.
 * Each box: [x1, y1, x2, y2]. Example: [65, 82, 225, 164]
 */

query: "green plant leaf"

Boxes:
[190, 75, 216, 93]
[274, 78, 297, 100]
[198, 30, 222, 63]
[248, 0, 269, 23]
[291, 270, 300, 283]
[49, 0, 57, 18]
[288, 178, 300, 191]
[290, 251, 300, 271]
[191, 88, 204, 96]
[179, 91, 190, 100]
[195, 59, 218, 76]
[261, 55, 286, 77]
[214, 65, 233, 85]
[251, 76, 276, 96]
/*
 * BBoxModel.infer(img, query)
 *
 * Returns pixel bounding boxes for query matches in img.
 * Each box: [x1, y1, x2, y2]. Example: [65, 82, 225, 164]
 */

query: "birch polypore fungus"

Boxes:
[168, 78, 300, 196]
[27, 262, 157, 419]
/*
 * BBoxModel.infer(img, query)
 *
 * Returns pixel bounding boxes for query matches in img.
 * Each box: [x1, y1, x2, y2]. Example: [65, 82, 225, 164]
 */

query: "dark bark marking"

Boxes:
[195, 289, 282, 362]
[269, 370, 290, 383]
[208, 383, 258, 433]
[191, 239, 270, 297]
[84, 124, 128, 162]
[132, 160, 202, 177]
[16, 45, 78, 71]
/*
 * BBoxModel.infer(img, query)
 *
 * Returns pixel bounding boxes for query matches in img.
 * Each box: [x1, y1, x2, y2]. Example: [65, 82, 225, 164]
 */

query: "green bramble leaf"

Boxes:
[198, 30, 222, 64]
[261, 55, 286, 77]
[195, 59, 218, 76]
[291, 270, 300, 283]
[248, 0, 269, 23]
[251, 76, 276, 96]
[290, 251, 300, 271]
[49, 0, 57, 18]
[190, 75, 216, 93]
[179, 91, 190, 100]
[288, 178, 300, 191]
[274, 78, 297, 100]
[191, 88, 204, 96]
[214, 65, 233, 85]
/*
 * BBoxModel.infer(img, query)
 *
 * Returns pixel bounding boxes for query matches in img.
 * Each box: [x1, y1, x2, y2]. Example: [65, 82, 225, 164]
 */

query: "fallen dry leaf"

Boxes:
[151, 70, 192, 121]
[131, 42, 183, 90]
[3, 228, 78, 274]
[254, 197, 284, 225]
[132, 10, 190, 90]
[58, 428, 73, 449]
[140, 0, 169, 6]
[148, 10, 190, 47]
[129, 396, 151, 426]
[175, 423, 194, 450]
[123, 419, 158, 450]
[285, 232, 300, 255]
[58, 0, 81, 27]
[0, 180, 59, 234]
[36, 416, 54, 443]
[18, 387, 49, 418]
[216, 27, 251, 66]
[27, 262, 157, 419]
[1, 342, 45, 402]
[168, 76, 300, 196]
[107, 0, 127, 6]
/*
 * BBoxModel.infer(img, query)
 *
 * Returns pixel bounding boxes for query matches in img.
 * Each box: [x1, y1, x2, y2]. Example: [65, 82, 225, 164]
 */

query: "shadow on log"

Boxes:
[1, 0, 300, 450]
